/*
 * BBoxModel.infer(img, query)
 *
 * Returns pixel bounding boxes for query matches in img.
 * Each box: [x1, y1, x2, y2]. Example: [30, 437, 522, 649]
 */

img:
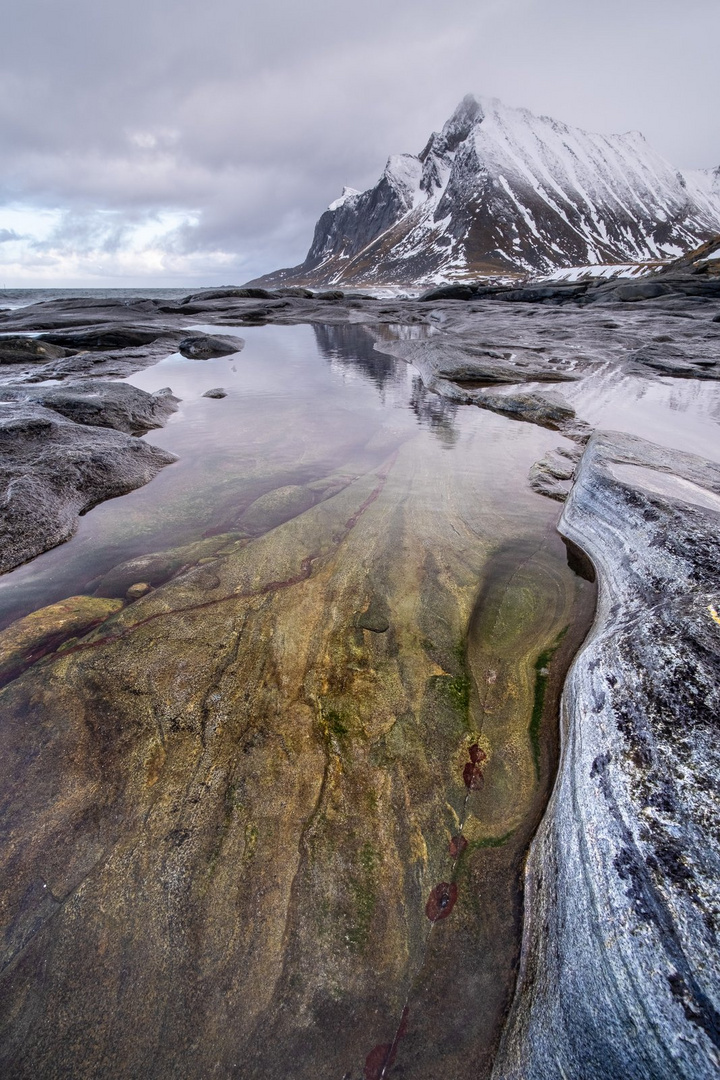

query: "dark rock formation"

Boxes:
[0, 336, 69, 365]
[493, 430, 720, 1080]
[0, 402, 177, 573]
[202, 387, 228, 398]
[0, 381, 179, 435]
[178, 334, 244, 359]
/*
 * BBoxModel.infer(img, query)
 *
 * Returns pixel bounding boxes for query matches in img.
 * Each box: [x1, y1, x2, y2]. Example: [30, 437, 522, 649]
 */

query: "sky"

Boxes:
[1, 0, 718, 288]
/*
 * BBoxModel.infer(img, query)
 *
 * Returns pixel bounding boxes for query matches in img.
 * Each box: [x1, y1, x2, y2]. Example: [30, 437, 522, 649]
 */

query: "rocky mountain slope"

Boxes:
[251, 95, 720, 287]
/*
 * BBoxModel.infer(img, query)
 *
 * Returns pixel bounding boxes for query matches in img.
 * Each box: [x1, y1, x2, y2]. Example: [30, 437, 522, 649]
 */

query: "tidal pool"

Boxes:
[0, 324, 594, 1078]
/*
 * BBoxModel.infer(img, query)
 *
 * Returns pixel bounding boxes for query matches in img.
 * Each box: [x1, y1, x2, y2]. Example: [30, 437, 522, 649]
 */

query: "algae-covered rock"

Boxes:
[0, 431, 591, 1080]
[0, 595, 123, 683]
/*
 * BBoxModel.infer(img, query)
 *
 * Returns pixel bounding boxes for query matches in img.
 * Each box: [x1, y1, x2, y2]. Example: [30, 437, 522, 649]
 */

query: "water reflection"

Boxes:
[313, 323, 399, 390]
[410, 375, 460, 448]
[313, 321, 460, 446]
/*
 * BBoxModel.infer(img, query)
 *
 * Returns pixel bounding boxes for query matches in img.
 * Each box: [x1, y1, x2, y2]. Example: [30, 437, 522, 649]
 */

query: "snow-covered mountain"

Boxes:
[251, 94, 720, 287]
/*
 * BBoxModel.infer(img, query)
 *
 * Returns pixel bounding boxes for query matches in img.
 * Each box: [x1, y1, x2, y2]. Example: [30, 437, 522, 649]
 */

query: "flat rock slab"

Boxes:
[493, 430, 720, 1080]
[0, 402, 177, 574]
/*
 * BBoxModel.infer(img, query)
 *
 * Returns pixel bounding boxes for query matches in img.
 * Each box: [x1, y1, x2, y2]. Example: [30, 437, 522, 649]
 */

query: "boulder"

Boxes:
[0, 382, 179, 434]
[0, 336, 70, 365]
[178, 334, 244, 359]
[420, 284, 476, 301]
[202, 388, 227, 399]
[0, 402, 177, 574]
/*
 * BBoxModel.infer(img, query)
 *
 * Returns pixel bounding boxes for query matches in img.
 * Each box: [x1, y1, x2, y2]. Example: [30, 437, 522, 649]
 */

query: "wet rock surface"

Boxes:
[0, 402, 177, 573]
[0, 381, 179, 434]
[493, 431, 720, 1080]
[178, 333, 244, 359]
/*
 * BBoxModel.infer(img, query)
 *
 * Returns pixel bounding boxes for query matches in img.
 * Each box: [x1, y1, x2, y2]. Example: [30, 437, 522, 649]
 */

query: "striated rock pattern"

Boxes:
[492, 430, 720, 1080]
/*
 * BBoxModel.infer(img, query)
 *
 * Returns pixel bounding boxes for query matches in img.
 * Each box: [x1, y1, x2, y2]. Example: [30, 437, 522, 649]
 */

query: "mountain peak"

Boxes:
[251, 96, 720, 288]
[441, 93, 485, 147]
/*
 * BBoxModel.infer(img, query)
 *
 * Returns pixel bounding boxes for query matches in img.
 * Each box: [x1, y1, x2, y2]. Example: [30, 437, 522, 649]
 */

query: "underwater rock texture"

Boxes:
[492, 430, 720, 1080]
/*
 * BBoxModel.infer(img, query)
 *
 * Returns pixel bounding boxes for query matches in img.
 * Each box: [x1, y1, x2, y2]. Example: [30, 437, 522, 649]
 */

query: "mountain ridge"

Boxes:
[249, 94, 720, 287]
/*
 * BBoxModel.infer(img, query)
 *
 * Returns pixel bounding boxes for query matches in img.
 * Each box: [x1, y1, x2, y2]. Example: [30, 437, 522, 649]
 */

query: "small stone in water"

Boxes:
[126, 582, 152, 600]
[203, 388, 227, 399]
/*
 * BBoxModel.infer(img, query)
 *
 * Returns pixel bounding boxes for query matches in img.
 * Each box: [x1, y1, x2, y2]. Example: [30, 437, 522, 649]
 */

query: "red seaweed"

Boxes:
[469, 743, 487, 764]
[449, 834, 468, 858]
[363, 1007, 409, 1080]
[425, 881, 458, 922]
[463, 760, 484, 790]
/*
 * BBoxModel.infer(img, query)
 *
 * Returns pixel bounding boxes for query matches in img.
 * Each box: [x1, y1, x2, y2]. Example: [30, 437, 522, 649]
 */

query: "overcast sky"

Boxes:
[1, 0, 718, 287]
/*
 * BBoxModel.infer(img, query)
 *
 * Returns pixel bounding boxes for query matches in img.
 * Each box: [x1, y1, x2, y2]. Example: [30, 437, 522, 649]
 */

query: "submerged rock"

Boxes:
[92, 534, 242, 598]
[237, 483, 317, 535]
[493, 430, 720, 1080]
[0, 595, 123, 684]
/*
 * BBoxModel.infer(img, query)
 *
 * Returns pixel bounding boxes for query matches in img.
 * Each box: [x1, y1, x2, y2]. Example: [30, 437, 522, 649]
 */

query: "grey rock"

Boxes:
[420, 284, 476, 301]
[181, 287, 273, 303]
[178, 334, 244, 359]
[493, 430, 720, 1080]
[0, 381, 179, 435]
[38, 326, 163, 350]
[0, 336, 70, 365]
[613, 281, 671, 301]
[528, 445, 582, 501]
[473, 389, 579, 431]
[0, 403, 177, 574]
[202, 388, 227, 399]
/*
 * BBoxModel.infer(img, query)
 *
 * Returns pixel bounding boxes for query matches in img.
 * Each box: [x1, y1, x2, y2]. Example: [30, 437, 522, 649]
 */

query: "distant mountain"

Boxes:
[249, 95, 720, 287]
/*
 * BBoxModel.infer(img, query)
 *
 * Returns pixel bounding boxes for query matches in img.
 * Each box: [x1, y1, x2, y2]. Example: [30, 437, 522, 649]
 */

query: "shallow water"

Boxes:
[1, 323, 568, 629]
[0, 323, 592, 1079]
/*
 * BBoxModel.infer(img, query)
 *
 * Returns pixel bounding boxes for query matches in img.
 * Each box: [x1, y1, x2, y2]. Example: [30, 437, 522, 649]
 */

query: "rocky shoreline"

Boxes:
[0, 269, 719, 1076]
[1, 264, 718, 571]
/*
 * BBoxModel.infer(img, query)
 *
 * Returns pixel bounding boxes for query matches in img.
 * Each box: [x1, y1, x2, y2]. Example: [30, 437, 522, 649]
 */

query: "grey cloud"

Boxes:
[1, 0, 719, 283]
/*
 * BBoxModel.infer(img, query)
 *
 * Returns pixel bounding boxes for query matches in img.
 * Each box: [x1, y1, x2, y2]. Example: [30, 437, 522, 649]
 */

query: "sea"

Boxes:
[0, 287, 204, 310]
